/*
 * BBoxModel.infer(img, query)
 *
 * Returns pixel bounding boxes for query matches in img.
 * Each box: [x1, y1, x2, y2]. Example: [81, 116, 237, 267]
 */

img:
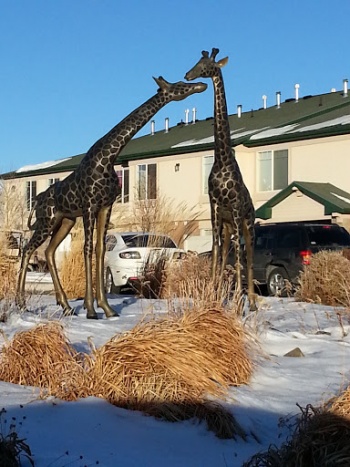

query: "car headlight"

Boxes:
[119, 251, 141, 259]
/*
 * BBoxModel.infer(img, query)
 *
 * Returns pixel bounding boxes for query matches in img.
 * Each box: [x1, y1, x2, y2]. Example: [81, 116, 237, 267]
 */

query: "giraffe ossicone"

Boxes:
[185, 48, 257, 311]
[16, 76, 207, 319]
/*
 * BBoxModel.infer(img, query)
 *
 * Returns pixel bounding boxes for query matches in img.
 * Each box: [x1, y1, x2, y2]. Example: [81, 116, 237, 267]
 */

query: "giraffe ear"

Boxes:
[217, 57, 229, 68]
[153, 76, 170, 90]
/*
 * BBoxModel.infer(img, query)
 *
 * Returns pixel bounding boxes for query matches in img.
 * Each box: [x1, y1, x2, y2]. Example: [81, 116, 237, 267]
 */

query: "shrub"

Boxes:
[295, 250, 350, 306]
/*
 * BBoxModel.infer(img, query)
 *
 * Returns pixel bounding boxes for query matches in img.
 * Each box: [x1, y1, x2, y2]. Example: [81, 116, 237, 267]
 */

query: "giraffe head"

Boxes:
[184, 48, 228, 81]
[153, 76, 207, 101]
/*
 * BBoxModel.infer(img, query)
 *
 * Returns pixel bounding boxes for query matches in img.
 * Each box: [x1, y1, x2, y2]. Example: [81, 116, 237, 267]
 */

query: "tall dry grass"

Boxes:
[109, 192, 202, 248]
[244, 403, 350, 467]
[90, 307, 254, 408]
[0, 232, 19, 319]
[60, 228, 96, 299]
[295, 250, 350, 306]
[0, 322, 92, 400]
[0, 306, 256, 438]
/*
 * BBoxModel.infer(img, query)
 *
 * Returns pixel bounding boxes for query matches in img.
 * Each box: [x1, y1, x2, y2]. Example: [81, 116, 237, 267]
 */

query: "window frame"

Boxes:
[26, 180, 37, 211]
[136, 163, 157, 200]
[202, 155, 214, 195]
[115, 168, 129, 203]
[257, 149, 288, 192]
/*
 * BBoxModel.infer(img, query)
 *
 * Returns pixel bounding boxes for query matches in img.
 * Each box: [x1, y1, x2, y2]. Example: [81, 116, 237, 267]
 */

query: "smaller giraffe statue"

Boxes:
[185, 48, 256, 311]
[16, 77, 207, 319]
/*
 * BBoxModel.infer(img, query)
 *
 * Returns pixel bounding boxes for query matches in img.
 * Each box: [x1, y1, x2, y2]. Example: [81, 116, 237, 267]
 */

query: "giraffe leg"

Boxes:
[46, 218, 76, 316]
[243, 219, 257, 311]
[211, 206, 221, 280]
[95, 207, 118, 318]
[82, 212, 99, 319]
[218, 222, 231, 289]
[16, 227, 51, 311]
[232, 224, 242, 295]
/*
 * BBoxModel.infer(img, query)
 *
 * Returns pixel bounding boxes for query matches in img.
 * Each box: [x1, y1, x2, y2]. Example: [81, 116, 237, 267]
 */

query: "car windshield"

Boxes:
[121, 234, 176, 248]
[306, 226, 350, 246]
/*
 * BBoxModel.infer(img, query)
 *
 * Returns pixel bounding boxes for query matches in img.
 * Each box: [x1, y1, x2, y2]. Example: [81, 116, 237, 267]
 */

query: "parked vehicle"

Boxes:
[104, 231, 185, 293]
[253, 222, 350, 295]
[201, 222, 350, 296]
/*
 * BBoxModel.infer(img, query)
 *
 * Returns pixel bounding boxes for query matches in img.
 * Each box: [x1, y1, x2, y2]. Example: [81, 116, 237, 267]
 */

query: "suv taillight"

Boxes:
[300, 250, 312, 265]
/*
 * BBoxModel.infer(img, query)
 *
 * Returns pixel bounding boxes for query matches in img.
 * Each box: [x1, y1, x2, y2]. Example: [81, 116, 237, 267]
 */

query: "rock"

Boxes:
[284, 347, 305, 357]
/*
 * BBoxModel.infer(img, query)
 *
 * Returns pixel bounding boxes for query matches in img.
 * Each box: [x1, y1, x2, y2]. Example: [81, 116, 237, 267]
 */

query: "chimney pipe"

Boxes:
[276, 91, 281, 109]
[185, 109, 189, 125]
[295, 83, 300, 102]
[262, 95, 267, 109]
[150, 120, 155, 135]
[192, 107, 196, 124]
[165, 117, 169, 133]
[237, 104, 242, 118]
[343, 79, 348, 97]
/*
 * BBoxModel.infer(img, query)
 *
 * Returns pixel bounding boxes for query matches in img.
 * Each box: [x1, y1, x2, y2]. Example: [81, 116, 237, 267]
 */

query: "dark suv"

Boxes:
[203, 222, 350, 296]
[253, 222, 350, 295]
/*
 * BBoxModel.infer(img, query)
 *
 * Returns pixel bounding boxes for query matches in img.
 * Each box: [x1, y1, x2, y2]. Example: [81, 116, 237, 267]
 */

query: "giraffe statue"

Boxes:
[185, 48, 256, 311]
[16, 77, 207, 319]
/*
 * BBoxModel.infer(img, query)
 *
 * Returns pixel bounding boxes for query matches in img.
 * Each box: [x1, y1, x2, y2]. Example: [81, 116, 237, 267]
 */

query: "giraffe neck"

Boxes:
[87, 92, 168, 165]
[212, 72, 236, 166]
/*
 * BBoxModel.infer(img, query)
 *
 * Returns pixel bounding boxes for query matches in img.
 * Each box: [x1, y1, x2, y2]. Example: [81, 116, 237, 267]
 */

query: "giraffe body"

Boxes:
[185, 49, 256, 311]
[17, 77, 207, 319]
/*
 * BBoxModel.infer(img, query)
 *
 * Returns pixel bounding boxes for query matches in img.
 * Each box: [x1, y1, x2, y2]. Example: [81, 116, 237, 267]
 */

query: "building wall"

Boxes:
[3, 133, 350, 251]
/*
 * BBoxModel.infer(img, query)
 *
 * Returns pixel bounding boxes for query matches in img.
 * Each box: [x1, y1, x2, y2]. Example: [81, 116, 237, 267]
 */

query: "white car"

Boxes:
[104, 231, 185, 293]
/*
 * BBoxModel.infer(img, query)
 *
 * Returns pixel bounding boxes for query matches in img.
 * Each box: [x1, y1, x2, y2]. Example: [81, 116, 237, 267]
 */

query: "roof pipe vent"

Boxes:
[192, 107, 196, 124]
[165, 117, 169, 133]
[150, 120, 155, 135]
[295, 83, 300, 102]
[184, 109, 189, 125]
[343, 79, 348, 98]
[276, 91, 281, 109]
[262, 95, 267, 109]
[237, 104, 242, 118]
[331, 88, 336, 93]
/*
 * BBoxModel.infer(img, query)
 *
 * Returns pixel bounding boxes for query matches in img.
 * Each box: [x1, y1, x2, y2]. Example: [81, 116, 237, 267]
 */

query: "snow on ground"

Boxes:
[0, 291, 349, 466]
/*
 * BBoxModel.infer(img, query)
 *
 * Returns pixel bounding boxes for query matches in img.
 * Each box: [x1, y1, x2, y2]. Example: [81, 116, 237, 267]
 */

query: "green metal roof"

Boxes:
[2, 89, 350, 179]
[255, 181, 350, 219]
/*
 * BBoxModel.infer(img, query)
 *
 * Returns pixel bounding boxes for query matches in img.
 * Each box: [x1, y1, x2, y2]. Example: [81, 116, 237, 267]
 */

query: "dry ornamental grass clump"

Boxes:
[0, 309, 255, 439]
[295, 250, 350, 306]
[244, 404, 350, 466]
[0, 322, 92, 400]
[90, 307, 254, 407]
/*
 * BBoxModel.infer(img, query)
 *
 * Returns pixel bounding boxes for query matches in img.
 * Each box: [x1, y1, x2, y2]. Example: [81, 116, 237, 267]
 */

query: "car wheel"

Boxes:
[105, 267, 121, 294]
[267, 267, 289, 297]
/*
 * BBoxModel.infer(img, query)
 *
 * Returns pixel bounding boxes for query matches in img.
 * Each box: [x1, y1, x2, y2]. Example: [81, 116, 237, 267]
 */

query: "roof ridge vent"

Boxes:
[343, 79, 348, 98]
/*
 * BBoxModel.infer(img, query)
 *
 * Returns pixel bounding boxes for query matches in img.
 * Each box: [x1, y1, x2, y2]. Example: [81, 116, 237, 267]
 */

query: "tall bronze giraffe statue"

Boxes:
[16, 77, 207, 319]
[185, 48, 256, 311]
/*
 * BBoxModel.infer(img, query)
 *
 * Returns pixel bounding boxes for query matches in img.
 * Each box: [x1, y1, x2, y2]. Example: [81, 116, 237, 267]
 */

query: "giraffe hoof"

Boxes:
[105, 309, 119, 318]
[86, 312, 99, 320]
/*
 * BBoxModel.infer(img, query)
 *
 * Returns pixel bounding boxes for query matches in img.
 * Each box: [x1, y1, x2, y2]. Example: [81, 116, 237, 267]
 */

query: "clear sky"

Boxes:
[1, 0, 349, 174]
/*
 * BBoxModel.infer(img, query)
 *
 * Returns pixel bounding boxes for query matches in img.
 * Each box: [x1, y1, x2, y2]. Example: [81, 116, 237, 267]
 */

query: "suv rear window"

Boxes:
[306, 226, 350, 247]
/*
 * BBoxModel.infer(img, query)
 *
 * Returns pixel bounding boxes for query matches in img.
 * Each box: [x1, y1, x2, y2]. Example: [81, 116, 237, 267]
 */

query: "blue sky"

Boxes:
[1, 0, 349, 174]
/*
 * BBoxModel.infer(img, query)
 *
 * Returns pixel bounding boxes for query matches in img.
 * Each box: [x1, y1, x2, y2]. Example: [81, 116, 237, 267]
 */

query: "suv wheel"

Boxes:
[267, 267, 288, 297]
[105, 267, 121, 294]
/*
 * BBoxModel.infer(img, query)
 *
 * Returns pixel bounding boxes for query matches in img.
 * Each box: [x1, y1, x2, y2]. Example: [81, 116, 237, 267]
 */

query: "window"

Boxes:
[115, 168, 129, 203]
[257, 149, 288, 191]
[26, 180, 37, 211]
[203, 155, 214, 194]
[137, 163, 157, 200]
[48, 178, 60, 186]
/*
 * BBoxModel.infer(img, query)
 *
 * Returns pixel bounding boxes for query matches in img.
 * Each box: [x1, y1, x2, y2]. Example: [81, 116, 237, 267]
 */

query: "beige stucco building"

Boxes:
[2, 86, 350, 252]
